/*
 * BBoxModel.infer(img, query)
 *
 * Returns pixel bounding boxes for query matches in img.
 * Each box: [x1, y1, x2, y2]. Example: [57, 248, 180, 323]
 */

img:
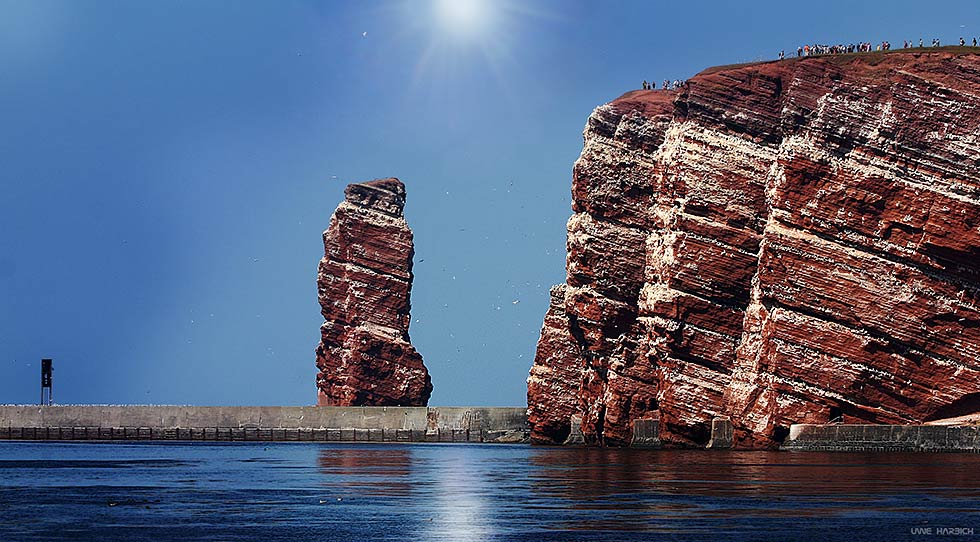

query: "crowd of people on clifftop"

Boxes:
[642, 35, 980, 91]
[785, 36, 979, 59]
[795, 42, 879, 57]
[641, 79, 687, 91]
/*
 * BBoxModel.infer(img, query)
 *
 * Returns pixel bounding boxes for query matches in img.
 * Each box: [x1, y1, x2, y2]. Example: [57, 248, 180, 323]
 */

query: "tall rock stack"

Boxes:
[528, 50, 980, 448]
[315, 178, 432, 406]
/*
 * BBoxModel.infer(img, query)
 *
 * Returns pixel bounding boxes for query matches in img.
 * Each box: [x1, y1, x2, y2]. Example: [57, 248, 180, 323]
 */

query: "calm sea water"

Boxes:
[0, 442, 977, 541]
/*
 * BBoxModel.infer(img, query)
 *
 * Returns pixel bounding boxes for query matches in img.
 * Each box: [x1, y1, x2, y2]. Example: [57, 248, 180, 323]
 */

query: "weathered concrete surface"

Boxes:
[0, 406, 528, 443]
[562, 415, 586, 446]
[630, 418, 661, 448]
[782, 424, 980, 452]
[707, 417, 734, 449]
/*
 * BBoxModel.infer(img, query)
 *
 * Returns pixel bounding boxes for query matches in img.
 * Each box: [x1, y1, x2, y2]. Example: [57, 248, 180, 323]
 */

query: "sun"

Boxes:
[373, 0, 550, 95]
[434, 0, 492, 40]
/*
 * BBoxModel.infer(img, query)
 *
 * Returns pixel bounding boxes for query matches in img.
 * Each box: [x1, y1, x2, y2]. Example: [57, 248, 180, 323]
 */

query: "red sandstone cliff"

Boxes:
[316, 178, 432, 406]
[528, 50, 980, 448]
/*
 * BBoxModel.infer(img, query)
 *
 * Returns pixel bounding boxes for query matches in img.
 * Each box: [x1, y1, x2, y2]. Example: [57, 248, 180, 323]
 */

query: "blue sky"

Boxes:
[2, 0, 978, 406]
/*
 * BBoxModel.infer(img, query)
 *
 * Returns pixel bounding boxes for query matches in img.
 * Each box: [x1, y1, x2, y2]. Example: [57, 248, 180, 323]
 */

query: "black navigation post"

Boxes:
[40, 358, 52, 406]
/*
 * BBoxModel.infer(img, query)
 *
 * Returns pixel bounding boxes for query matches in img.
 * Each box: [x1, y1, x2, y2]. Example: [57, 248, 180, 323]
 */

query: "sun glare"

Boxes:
[379, 0, 551, 96]
[435, 0, 490, 38]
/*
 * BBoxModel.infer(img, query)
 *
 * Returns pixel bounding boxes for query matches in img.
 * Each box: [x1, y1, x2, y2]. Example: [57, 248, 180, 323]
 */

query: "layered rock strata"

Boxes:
[528, 50, 980, 448]
[527, 285, 584, 444]
[316, 178, 432, 406]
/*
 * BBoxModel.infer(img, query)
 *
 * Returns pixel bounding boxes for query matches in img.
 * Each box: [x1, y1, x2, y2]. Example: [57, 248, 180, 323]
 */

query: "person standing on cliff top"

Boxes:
[974, 37, 978, 47]
[919, 38, 924, 47]
[642, 80, 648, 90]
[960, 37, 966, 46]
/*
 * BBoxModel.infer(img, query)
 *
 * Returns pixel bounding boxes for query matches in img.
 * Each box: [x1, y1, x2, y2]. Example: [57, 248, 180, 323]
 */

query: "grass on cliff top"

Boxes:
[699, 45, 980, 75]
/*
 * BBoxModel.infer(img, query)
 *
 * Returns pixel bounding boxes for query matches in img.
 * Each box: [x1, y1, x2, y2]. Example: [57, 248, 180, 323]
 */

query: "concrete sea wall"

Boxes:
[782, 424, 980, 452]
[5, 407, 978, 451]
[0, 405, 529, 443]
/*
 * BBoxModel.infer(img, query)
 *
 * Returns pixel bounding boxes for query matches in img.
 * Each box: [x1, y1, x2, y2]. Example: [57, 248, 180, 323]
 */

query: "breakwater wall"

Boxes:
[781, 424, 980, 452]
[0, 405, 529, 443]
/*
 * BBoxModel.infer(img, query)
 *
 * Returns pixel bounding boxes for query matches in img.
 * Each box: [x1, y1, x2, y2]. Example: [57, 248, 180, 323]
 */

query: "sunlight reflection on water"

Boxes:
[0, 442, 978, 541]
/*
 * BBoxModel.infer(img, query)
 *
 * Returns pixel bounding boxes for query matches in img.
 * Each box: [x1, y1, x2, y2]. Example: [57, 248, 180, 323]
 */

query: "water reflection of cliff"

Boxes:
[317, 445, 413, 497]
[526, 449, 980, 531]
[309, 445, 980, 537]
[529, 449, 980, 498]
